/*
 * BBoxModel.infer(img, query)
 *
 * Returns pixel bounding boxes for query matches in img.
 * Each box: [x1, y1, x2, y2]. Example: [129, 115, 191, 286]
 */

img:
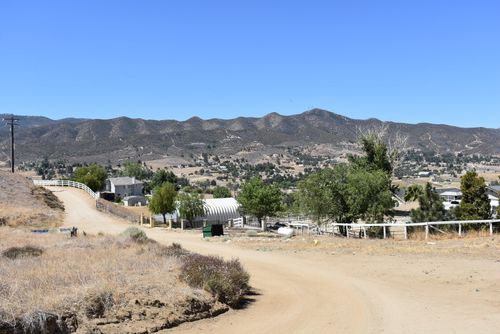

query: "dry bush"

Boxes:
[0, 228, 186, 330]
[120, 226, 149, 243]
[2, 245, 43, 259]
[180, 254, 250, 307]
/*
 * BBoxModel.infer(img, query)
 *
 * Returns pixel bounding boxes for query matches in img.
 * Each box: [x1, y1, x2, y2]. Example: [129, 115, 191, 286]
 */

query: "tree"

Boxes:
[237, 177, 283, 224]
[122, 161, 153, 180]
[72, 164, 107, 191]
[148, 169, 178, 190]
[149, 182, 177, 224]
[178, 192, 205, 226]
[296, 166, 350, 225]
[406, 183, 446, 223]
[346, 168, 395, 224]
[457, 170, 491, 220]
[213, 186, 232, 198]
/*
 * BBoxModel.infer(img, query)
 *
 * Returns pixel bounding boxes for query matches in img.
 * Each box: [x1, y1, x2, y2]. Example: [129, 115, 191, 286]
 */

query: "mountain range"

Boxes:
[1, 109, 499, 163]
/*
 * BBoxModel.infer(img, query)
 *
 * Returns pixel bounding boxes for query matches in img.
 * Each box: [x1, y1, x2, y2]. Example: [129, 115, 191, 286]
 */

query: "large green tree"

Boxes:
[122, 161, 153, 180]
[405, 183, 446, 222]
[178, 192, 206, 226]
[297, 165, 394, 227]
[457, 170, 491, 220]
[213, 186, 232, 198]
[147, 169, 178, 191]
[237, 177, 283, 224]
[149, 182, 177, 224]
[349, 133, 395, 175]
[72, 164, 107, 191]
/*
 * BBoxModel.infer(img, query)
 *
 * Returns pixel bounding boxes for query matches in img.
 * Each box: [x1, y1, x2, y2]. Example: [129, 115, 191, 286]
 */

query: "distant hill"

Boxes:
[1, 109, 499, 163]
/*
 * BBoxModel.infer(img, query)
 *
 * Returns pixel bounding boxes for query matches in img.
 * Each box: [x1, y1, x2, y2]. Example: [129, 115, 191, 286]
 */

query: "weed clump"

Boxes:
[2, 246, 43, 260]
[120, 227, 149, 243]
[180, 254, 249, 308]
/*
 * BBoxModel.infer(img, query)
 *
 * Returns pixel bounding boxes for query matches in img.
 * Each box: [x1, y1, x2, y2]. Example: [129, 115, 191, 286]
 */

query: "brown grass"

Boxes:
[0, 228, 184, 328]
[218, 231, 500, 258]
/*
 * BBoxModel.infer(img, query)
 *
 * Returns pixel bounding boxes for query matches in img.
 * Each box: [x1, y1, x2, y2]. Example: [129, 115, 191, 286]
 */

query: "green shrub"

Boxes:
[120, 227, 148, 243]
[180, 254, 249, 308]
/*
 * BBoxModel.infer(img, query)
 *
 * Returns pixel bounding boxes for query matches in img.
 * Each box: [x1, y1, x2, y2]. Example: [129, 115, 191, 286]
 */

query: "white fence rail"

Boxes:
[327, 219, 500, 239]
[33, 179, 98, 200]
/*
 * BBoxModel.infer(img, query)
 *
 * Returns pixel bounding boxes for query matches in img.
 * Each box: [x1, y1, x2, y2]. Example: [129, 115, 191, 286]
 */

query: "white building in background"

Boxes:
[437, 188, 462, 210]
[153, 197, 241, 223]
[105, 177, 143, 198]
[437, 187, 499, 214]
[202, 198, 241, 222]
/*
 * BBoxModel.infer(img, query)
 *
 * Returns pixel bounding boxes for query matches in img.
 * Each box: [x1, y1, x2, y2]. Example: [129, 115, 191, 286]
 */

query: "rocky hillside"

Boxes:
[1, 109, 499, 163]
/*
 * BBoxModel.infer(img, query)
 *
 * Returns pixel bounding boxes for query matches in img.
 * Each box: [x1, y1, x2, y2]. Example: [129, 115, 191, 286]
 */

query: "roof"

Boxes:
[107, 177, 143, 186]
[435, 188, 461, 194]
[488, 185, 500, 192]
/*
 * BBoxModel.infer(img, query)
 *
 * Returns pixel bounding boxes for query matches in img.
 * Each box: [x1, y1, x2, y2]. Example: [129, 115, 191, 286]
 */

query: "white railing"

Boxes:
[33, 179, 99, 200]
[327, 219, 500, 239]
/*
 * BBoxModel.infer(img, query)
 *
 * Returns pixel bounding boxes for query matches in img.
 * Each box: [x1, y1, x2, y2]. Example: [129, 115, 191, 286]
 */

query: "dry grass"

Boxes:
[0, 171, 64, 228]
[0, 228, 186, 329]
[218, 231, 500, 259]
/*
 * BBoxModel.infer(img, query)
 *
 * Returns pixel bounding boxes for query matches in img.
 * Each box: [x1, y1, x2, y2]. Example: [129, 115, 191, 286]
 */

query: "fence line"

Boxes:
[33, 179, 98, 199]
[327, 219, 500, 239]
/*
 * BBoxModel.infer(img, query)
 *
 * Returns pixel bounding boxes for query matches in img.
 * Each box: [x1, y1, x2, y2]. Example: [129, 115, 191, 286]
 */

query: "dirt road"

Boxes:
[51, 187, 500, 334]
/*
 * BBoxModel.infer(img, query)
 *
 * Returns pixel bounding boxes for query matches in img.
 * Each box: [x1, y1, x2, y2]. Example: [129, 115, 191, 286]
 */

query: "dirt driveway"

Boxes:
[50, 187, 500, 334]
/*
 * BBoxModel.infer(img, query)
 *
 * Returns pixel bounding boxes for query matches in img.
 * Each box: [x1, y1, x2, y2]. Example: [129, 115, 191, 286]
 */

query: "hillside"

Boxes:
[0, 170, 64, 226]
[1, 109, 499, 163]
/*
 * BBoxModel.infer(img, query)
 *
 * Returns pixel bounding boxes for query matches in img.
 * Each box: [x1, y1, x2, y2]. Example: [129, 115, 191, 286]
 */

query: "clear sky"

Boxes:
[0, 0, 498, 127]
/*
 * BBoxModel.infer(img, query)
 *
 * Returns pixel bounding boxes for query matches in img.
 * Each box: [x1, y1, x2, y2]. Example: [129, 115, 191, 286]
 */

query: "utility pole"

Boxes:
[2, 115, 19, 173]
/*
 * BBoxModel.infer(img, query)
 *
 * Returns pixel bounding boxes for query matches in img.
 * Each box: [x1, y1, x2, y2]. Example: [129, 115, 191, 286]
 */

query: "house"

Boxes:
[437, 187, 499, 214]
[105, 177, 143, 199]
[436, 188, 462, 210]
[487, 185, 500, 214]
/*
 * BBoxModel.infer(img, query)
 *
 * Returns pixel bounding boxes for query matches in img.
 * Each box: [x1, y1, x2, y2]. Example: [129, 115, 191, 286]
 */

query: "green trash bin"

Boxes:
[202, 225, 212, 238]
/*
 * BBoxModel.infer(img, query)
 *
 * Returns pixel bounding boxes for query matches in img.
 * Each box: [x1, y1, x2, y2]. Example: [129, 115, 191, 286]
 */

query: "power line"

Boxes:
[2, 115, 20, 173]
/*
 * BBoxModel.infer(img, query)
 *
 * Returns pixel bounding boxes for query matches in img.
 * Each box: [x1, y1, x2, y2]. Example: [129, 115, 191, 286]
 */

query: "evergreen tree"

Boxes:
[458, 170, 491, 220]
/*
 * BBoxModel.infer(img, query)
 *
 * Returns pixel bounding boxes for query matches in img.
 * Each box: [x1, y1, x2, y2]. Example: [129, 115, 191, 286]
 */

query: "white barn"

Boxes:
[153, 197, 241, 224]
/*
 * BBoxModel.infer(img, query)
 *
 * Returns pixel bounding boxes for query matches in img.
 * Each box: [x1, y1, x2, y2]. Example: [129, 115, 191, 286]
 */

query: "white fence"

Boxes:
[33, 179, 98, 200]
[327, 219, 500, 239]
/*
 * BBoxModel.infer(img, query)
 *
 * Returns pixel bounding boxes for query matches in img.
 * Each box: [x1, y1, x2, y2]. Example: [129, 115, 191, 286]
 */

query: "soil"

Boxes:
[50, 187, 500, 334]
[0, 171, 63, 227]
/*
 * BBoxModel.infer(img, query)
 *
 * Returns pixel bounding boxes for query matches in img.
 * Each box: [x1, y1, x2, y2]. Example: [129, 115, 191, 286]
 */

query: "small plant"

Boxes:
[158, 243, 188, 257]
[2, 246, 43, 259]
[120, 227, 148, 243]
[84, 291, 114, 319]
[180, 254, 250, 307]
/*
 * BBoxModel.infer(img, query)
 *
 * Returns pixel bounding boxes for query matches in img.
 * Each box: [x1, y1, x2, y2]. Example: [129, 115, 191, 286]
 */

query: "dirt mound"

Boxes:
[0, 171, 63, 227]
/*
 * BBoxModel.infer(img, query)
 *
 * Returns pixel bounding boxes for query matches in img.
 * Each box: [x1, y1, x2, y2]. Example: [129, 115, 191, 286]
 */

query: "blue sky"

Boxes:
[0, 0, 498, 127]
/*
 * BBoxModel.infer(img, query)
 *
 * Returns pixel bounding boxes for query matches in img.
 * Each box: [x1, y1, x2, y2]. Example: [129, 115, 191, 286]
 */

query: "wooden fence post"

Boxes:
[168, 219, 172, 229]
[404, 224, 408, 240]
[458, 223, 462, 237]
[383, 226, 386, 239]
[425, 223, 429, 240]
[181, 219, 184, 230]
[490, 223, 493, 236]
